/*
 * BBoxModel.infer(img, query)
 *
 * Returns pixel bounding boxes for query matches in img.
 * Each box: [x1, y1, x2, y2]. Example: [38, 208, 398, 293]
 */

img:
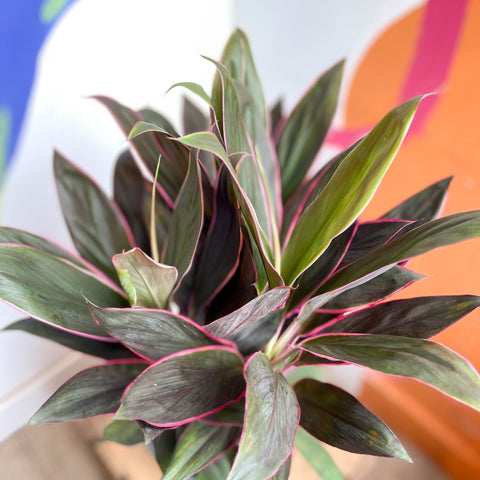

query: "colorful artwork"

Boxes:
[0, 0, 75, 177]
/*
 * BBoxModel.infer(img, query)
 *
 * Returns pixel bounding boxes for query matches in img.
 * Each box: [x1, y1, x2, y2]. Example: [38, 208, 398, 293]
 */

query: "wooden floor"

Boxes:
[0, 416, 451, 480]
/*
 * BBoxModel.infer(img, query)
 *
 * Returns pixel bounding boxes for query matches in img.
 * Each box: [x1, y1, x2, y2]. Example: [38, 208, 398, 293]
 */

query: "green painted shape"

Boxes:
[40, 0, 70, 23]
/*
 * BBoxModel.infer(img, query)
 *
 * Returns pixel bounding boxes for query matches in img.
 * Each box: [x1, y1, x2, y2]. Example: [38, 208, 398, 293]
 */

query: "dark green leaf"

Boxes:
[301, 334, 480, 411]
[277, 61, 343, 201]
[113, 149, 150, 252]
[381, 177, 453, 222]
[192, 167, 242, 311]
[205, 287, 289, 341]
[195, 453, 233, 480]
[227, 353, 299, 480]
[323, 295, 480, 337]
[88, 303, 223, 361]
[153, 430, 177, 472]
[339, 220, 411, 267]
[103, 420, 144, 445]
[0, 245, 127, 338]
[54, 151, 133, 281]
[163, 152, 203, 281]
[4, 317, 135, 360]
[295, 379, 409, 459]
[0, 226, 88, 269]
[320, 211, 480, 293]
[203, 399, 245, 426]
[321, 267, 424, 311]
[162, 421, 239, 480]
[281, 97, 422, 285]
[295, 427, 345, 480]
[30, 362, 146, 424]
[116, 347, 245, 426]
[113, 248, 177, 309]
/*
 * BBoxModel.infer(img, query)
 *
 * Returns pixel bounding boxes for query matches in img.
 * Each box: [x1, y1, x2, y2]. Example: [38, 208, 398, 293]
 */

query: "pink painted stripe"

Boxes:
[400, 0, 470, 132]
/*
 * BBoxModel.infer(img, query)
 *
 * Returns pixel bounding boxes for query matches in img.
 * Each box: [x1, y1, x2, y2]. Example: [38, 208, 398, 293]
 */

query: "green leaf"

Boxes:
[30, 362, 146, 424]
[300, 334, 480, 411]
[54, 151, 133, 281]
[277, 61, 343, 201]
[0, 245, 126, 338]
[219, 29, 266, 126]
[113, 248, 177, 308]
[163, 152, 203, 281]
[153, 430, 177, 472]
[205, 287, 290, 341]
[0, 226, 88, 269]
[169, 81, 213, 107]
[103, 420, 144, 445]
[88, 303, 223, 361]
[203, 399, 245, 426]
[162, 421, 238, 480]
[323, 295, 480, 338]
[195, 453, 233, 480]
[116, 347, 245, 426]
[176, 132, 283, 288]
[281, 97, 422, 285]
[381, 176, 453, 222]
[295, 379, 409, 459]
[270, 457, 291, 480]
[113, 150, 151, 252]
[320, 211, 480, 293]
[192, 167, 242, 311]
[94, 96, 182, 202]
[4, 317, 136, 360]
[321, 267, 424, 311]
[295, 427, 344, 480]
[227, 353, 299, 480]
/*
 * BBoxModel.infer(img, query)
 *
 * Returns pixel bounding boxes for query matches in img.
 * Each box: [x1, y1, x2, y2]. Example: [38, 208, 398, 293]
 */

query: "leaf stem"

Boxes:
[150, 155, 162, 263]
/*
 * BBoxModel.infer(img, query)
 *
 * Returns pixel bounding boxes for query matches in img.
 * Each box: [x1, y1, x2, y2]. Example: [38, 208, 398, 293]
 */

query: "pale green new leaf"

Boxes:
[301, 334, 480, 411]
[281, 97, 422, 285]
[113, 248, 177, 308]
[227, 353, 299, 480]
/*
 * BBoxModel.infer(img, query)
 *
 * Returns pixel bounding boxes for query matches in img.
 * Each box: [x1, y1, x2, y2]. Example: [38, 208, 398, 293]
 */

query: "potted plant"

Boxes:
[3, 29, 480, 479]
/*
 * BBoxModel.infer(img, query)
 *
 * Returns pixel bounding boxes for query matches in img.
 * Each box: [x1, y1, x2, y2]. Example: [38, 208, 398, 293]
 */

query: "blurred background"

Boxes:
[1, 0, 479, 478]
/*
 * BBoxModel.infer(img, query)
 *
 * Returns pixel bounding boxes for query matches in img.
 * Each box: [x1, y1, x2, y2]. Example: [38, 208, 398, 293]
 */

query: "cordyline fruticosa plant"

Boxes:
[3, 29, 480, 479]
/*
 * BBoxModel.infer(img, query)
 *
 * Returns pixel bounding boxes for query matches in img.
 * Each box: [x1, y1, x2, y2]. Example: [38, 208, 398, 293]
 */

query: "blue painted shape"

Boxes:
[0, 0, 76, 174]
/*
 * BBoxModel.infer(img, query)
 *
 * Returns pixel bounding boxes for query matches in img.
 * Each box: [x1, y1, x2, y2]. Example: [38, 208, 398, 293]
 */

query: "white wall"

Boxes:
[0, 0, 422, 440]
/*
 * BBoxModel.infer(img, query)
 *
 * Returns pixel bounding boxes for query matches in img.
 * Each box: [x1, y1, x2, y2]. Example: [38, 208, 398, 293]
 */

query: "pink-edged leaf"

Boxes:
[294, 427, 345, 480]
[4, 317, 136, 360]
[321, 266, 424, 311]
[0, 226, 89, 269]
[287, 225, 355, 310]
[205, 287, 290, 341]
[227, 352, 299, 480]
[281, 97, 422, 285]
[295, 379, 409, 459]
[300, 334, 480, 411]
[54, 151, 134, 281]
[113, 150, 151, 252]
[103, 420, 144, 445]
[339, 219, 411, 267]
[175, 132, 283, 288]
[277, 61, 344, 201]
[29, 362, 146, 424]
[163, 152, 203, 282]
[203, 399, 245, 426]
[381, 176, 453, 222]
[322, 295, 480, 337]
[137, 420, 166, 444]
[169, 81, 213, 107]
[0, 245, 127, 339]
[195, 453, 233, 480]
[162, 421, 239, 480]
[94, 96, 181, 203]
[116, 346, 245, 426]
[88, 303, 225, 361]
[113, 248, 177, 309]
[320, 210, 480, 293]
[192, 167, 242, 312]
